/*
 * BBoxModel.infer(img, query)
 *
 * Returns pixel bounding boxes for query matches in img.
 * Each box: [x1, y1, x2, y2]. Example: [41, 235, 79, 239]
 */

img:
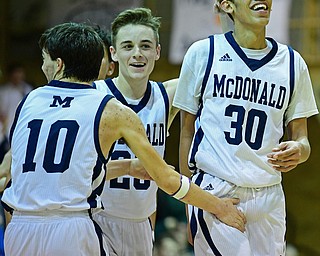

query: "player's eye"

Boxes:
[123, 44, 133, 49]
[141, 44, 152, 49]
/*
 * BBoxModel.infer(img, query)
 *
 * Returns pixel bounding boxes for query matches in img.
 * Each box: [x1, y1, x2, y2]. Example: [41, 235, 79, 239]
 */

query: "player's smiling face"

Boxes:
[111, 24, 160, 81]
[223, 0, 272, 27]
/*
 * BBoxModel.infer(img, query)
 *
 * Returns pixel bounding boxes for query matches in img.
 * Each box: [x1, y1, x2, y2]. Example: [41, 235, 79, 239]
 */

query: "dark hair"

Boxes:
[38, 22, 104, 82]
[111, 7, 161, 47]
[93, 26, 112, 62]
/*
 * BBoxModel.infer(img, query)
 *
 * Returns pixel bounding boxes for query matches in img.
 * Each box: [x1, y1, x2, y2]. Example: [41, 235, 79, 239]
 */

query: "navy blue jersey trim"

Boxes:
[91, 218, 107, 256]
[105, 79, 152, 113]
[190, 172, 205, 243]
[189, 35, 214, 170]
[9, 93, 29, 145]
[47, 80, 95, 89]
[189, 127, 204, 170]
[196, 35, 214, 122]
[198, 209, 222, 256]
[91, 94, 114, 209]
[199, 35, 215, 107]
[190, 207, 197, 243]
[280, 46, 295, 143]
[225, 31, 278, 72]
[157, 82, 170, 131]
[94, 94, 114, 164]
[288, 46, 295, 101]
[88, 158, 106, 209]
[193, 172, 222, 255]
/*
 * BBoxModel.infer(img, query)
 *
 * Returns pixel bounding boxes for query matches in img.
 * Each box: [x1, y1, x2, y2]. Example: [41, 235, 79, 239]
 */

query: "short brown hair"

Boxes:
[111, 8, 161, 47]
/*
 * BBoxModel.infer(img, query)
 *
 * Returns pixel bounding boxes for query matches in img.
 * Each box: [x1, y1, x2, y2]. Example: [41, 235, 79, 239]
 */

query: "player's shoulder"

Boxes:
[105, 97, 126, 111]
[188, 37, 211, 53]
[92, 78, 110, 92]
[190, 33, 225, 48]
[161, 78, 178, 92]
[274, 40, 308, 69]
[103, 97, 137, 121]
[184, 37, 214, 64]
[93, 79, 107, 86]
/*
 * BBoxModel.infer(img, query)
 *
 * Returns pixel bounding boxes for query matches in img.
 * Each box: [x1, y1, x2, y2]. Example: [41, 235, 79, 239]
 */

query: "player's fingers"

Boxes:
[277, 150, 300, 161]
[233, 218, 245, 232]
[230, 198, 240, 205]
[274, 164, 297, 173]
[268, 154, 300, 165]
[239, 210, 247, 224]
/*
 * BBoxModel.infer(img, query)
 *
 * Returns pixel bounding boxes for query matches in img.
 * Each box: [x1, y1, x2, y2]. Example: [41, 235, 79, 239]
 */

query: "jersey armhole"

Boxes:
[196, 35, 215, 119]
[157, 82, 170, 130]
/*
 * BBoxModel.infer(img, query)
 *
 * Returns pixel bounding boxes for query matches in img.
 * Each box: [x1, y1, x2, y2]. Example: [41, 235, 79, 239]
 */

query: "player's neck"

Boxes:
[233, 26, 267, 50]
[58, 78, 92, 86]
[113, 76, 149, 100]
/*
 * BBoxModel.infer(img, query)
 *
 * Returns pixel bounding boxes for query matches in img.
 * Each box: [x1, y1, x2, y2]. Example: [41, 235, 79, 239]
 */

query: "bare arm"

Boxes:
[100, 99, 246, 232]
[106, 158, 152, 180]
[179, 110, 196, 244]
[179, 110, 196, 178]
[0, 150, 12, 191]
[267, 118, 310, 172]
[163, 78, 180, 129]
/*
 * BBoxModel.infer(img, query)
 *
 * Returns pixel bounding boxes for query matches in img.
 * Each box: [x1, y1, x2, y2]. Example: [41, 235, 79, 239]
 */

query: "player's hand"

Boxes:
[214, 198, 246, 232]
[267, 141, 302, 172]
[128, 159, 153, 180]
[128, 159, 176, 180]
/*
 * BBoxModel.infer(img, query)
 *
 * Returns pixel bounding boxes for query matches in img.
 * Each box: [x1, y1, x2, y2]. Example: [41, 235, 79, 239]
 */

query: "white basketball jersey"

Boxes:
[93, 79, 169, 219]
[2, 80, 113, 213]
[173, 32, 318, 187]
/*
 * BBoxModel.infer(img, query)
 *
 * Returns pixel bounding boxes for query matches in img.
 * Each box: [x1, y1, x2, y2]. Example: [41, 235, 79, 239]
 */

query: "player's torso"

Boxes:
[193, 33, 293, 187]
[2, 80, 110, 212]
[94, 79, 168, 218]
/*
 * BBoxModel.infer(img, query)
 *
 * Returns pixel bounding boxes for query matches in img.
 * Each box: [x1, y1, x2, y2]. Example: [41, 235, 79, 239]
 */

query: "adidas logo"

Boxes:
[203, 183, 214, 191]
[219, 53, 232, 61]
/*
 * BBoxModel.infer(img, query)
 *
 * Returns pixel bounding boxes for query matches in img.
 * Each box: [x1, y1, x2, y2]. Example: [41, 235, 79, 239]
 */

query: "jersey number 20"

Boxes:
[109, 150, 151, 190]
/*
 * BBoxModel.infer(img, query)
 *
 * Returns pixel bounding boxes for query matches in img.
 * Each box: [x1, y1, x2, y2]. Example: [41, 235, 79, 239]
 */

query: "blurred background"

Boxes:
[0, 0, 319, 255]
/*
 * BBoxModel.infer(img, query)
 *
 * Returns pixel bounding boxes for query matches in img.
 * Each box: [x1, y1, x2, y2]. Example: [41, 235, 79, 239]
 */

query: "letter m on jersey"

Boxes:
[50, 96, 74, 108]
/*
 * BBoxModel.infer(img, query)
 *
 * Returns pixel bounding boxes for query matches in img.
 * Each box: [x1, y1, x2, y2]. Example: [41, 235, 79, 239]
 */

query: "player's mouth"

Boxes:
[251, 2, 269, 11]
[130, 62, 146, 68]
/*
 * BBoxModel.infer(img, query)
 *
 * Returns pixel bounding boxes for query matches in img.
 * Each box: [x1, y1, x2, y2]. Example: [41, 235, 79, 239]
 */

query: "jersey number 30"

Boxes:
[224, 104, 267, 150]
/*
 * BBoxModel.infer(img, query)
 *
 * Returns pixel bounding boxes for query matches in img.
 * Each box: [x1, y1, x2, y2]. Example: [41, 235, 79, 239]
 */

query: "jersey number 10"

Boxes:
[22, 119, 79, 173]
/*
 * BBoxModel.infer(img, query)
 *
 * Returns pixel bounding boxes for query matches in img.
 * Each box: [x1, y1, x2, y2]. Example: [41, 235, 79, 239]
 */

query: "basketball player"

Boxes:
[92, 8, 179, 256]
[0, 27, 117, 192]
[0, 22, 246, 255]
[173, 0, 319, 255]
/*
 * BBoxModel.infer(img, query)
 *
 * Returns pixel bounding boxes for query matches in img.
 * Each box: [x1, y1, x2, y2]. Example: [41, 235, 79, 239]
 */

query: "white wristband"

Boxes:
[171, 175, 190, 200]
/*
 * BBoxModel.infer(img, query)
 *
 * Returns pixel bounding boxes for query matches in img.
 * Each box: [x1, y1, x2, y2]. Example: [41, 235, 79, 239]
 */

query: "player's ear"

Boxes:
[107, 62, 115, 76]
[155, 44, 161, 61]
[56, 58, 64, 71]
[220, 0, 234, 15]
[110, 46, 118, 62]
